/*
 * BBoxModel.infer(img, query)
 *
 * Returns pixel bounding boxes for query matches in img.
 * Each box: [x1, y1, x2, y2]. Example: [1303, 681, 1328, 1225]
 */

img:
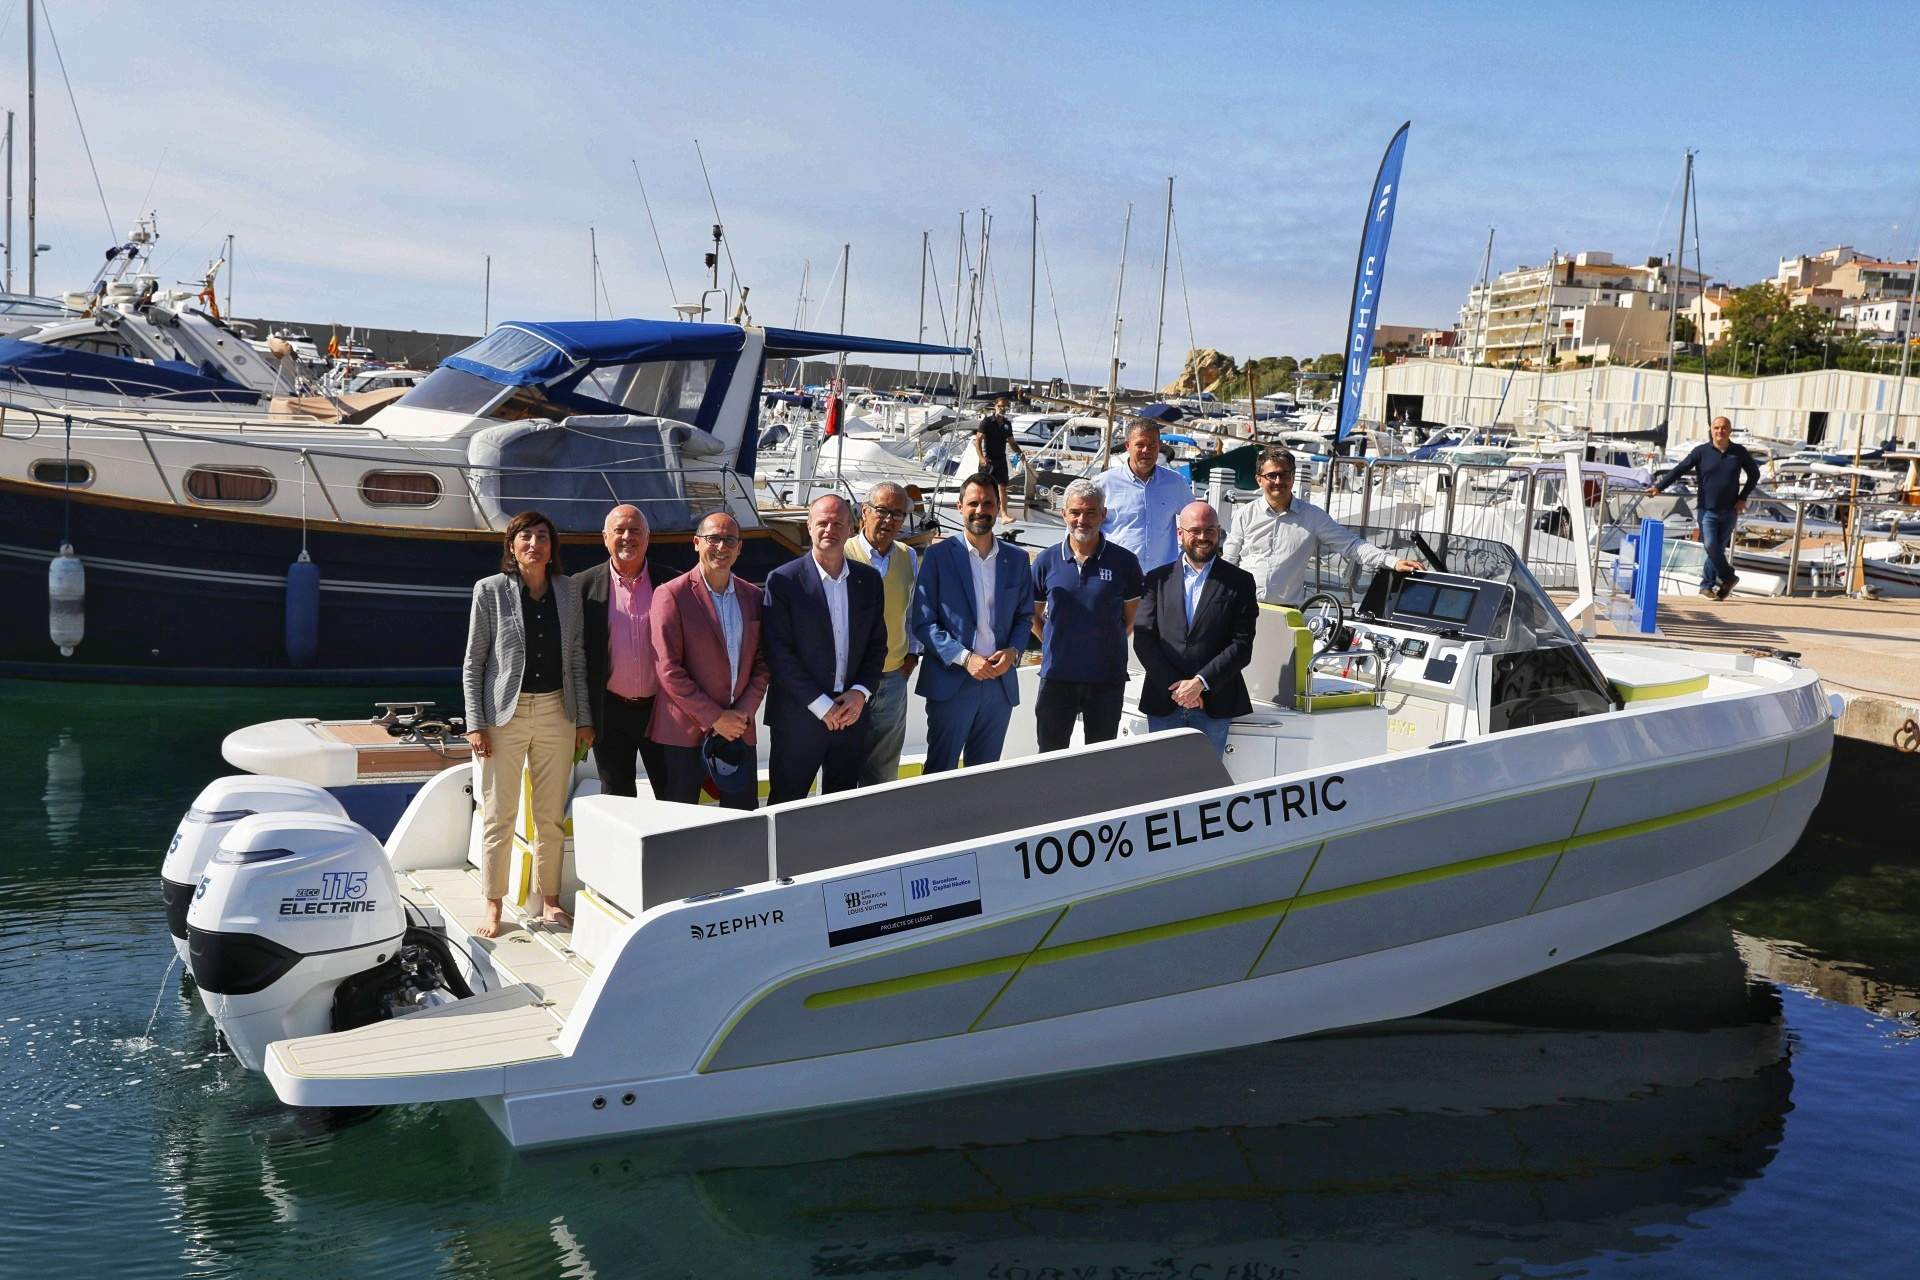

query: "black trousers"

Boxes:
[659, 743, 757, 811]
[592, 693, 668, 800]
[767, 705, 870, 805]
[1035, 678, 1126, 753]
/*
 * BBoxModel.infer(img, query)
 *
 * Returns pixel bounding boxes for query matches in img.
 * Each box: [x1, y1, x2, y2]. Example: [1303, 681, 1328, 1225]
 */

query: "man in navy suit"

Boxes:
[1133, 500, 1258, 757]
[910, 472, 1036, 773]
[763, 494, 890, 804]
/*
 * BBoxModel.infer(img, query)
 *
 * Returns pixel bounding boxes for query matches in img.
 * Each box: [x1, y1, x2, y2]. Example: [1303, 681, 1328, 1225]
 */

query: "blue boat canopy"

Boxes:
[443, 319, 968, 387]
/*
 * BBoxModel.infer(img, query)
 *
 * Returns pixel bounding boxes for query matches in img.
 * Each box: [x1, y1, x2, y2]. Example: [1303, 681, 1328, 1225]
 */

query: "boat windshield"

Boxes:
[1307, 527, 1591, 657]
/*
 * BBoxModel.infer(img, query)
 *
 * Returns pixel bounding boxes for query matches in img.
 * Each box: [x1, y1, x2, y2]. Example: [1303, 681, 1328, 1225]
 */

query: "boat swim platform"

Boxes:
[267, 866, 591, 1099]
[1587, 593, 1920, 753]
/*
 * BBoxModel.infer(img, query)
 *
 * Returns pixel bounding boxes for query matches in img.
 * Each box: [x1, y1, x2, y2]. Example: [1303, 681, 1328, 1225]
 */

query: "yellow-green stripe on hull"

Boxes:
[797, 753, 1829, 1013]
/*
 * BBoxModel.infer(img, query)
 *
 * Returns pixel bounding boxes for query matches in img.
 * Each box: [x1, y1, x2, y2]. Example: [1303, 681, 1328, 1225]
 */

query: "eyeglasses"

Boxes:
[868, 507, 908, 522]
[1257, 471, 1294, 483]
[1178, 526, 1221, 537]
[695, 533, 741, 548]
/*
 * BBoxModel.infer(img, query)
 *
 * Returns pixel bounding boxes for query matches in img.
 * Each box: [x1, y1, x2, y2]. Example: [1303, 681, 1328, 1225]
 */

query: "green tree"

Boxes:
[1672, 314, 1697, 345]
[1719, 283, 1832, 374]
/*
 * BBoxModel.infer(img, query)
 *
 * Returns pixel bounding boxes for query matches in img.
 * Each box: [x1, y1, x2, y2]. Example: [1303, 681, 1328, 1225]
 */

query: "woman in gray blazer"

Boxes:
[462, 509, 594, 938]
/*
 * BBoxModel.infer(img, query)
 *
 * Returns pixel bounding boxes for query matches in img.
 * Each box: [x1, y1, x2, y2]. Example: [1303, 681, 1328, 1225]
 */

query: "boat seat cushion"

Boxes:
[770, 731, 1232, 880]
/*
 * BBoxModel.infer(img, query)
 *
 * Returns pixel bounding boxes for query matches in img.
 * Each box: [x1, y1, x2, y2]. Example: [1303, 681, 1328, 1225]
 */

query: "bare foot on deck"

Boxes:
[539, 896, 573, 930]
[476, 899, 504, 939]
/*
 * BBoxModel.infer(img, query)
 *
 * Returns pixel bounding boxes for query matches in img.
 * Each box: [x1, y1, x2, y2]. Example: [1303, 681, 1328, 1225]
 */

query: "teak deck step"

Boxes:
[268, 984, 563, 1103]
[405, 866, 595, 1019]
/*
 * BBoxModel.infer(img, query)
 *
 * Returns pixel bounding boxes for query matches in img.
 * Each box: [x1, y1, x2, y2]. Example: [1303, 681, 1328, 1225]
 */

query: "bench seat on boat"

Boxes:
[571, 730, 1232, 916]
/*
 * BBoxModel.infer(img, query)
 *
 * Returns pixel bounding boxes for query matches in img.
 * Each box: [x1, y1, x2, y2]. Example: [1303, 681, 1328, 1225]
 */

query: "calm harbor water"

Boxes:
[2, 678, 1915, 1279]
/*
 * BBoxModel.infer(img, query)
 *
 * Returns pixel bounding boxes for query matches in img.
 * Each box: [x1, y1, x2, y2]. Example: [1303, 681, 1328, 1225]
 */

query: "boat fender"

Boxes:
[285, 553, 320, 667]
[48, 544, 85, 656]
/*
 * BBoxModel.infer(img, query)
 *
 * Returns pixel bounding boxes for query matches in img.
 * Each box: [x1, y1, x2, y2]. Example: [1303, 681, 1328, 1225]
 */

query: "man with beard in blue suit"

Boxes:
[763, 494, 890, 804]
[910, 472, 1036, 773]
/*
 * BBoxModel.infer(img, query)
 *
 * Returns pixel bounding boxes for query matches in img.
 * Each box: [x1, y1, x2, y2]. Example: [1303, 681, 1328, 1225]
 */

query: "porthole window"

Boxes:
[30, 459, 93, 487]
[185, 465, 276, 504]
[359, 470, 443, 507]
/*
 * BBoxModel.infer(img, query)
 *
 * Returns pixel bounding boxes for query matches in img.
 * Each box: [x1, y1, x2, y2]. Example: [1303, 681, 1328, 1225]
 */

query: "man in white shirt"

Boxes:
[1097, 419, 1193, 571]
[1222, 445, 1421, 604]
[763, 494, 889, 803]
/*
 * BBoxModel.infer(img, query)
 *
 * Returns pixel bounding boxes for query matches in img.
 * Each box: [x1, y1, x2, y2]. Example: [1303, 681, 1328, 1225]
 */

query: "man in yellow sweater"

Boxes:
[846, 481, 922, 785]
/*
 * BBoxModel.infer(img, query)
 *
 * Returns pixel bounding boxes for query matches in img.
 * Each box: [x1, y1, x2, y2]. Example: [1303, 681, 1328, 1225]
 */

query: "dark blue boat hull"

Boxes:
[1, 480, 799, 684]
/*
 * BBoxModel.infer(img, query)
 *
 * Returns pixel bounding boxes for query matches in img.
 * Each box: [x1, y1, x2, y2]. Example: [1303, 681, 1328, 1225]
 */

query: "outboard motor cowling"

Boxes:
[187, 813, 403, 1070]
[162, 776, 348, 964]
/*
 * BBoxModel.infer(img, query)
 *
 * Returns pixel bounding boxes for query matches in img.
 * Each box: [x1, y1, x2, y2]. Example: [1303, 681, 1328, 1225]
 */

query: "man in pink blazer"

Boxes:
[648, 511, 771, 809]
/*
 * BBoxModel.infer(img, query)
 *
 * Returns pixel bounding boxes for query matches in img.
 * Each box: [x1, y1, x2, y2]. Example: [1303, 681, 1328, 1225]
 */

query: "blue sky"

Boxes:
[0, 0, 1915, 386]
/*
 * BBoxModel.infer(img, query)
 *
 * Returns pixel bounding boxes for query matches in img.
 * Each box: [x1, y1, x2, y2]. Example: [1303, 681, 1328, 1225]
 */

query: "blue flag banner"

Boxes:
[1335, 122, 1411, 444]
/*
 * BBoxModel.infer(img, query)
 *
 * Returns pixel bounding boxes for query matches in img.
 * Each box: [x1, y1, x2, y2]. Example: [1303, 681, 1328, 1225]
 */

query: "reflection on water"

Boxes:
[123, 911, 1789, 1279]
[0, 680, 1914, 1278]
[43, 730, 82, 850]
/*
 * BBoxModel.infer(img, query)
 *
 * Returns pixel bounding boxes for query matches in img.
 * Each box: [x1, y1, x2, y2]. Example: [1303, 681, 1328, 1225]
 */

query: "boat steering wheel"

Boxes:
[1299, 592, 1348, 655]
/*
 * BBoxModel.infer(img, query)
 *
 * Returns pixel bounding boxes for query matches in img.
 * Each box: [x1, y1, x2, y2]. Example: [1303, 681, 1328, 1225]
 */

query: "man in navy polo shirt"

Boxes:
[1031, 478, 1145, 752]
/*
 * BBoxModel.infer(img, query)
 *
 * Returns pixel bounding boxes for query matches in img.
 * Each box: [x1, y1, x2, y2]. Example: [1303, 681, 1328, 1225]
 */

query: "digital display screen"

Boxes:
[1394, 582, 1477, 623]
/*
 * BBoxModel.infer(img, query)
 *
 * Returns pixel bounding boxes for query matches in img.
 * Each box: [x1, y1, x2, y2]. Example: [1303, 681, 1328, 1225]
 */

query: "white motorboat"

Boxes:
[165, 521, 1834, 1150]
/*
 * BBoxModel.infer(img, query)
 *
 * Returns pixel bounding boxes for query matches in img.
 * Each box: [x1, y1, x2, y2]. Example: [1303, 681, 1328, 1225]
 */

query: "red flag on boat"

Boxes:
[822, 379, 844, 437]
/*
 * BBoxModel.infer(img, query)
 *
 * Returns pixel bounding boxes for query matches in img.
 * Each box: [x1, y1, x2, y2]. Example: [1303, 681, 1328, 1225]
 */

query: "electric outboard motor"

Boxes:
[162, 776, 348, 965]
[187, 813, 404, 1071]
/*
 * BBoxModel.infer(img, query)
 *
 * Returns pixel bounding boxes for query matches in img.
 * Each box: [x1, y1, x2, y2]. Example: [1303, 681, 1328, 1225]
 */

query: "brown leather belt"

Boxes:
[606, 691, 655, 706]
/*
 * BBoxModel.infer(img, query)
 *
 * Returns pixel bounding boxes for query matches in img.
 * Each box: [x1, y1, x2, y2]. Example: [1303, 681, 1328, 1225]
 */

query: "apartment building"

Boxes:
[1773, 246, 1914, 300]
[1455, 251, 1704, 367]
[1839, 297, 1917, 339]
[1682, 285, 1737, 347]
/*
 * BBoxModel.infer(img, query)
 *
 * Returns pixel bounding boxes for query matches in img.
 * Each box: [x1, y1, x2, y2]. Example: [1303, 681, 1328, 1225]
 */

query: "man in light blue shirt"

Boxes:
[1096, 420, 1192, 572]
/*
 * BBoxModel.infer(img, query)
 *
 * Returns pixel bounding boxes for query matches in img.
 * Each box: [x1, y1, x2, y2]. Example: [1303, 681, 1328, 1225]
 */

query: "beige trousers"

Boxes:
[477, 690, 574, 901]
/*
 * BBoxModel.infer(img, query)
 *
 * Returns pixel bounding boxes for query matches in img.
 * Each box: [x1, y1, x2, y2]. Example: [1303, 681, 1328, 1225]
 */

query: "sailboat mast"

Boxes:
[1467, 226, 1493, 426]
[834, 243, 850, 485]
[916, 232, 928, 381]
[4, 111, 12, 293]
[1660, 151, 1691, 437]
[590, 226, 599, 320]
[972, 208, 990, 394]
[225, 233, 234, 318]
[1889, 231, 1920, 449]
[1102, 203, 1134, 464]
[1530, 250, 1558, 431]
[483, 253, 491, 332]
[25, 0, 36, 296]
[951, 211, 965, 403]
[1028, 193, 1037, 385]
[1153, 176, 1173, 394]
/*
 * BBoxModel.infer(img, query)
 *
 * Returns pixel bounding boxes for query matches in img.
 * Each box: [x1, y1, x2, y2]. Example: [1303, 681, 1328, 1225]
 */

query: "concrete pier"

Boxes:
[1595, 594, 1920, 754]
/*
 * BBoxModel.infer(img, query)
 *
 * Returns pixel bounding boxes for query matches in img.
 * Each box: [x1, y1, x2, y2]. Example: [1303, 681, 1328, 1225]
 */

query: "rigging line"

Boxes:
[692, 139, 742, 295]
[1688, 161, 1711, 420]
[134, 145, 168, 221]
[806, 247, 845, 332]
[1643, 163, 1685, 279]
[986, 250, 1013, 378]
[629, 159, 679, 304]
[596, 251, 616, 320]
[36, 0, 116, 241]
[1036, 216, 1074, 387]
[1171, 206, 1198, 378]
[926, 236, 952, 346]
[149, 211, 217, 274]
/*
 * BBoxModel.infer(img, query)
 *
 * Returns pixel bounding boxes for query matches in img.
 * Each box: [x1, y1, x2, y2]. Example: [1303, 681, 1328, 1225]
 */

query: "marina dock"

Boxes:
[1595, 594, 1920, 753]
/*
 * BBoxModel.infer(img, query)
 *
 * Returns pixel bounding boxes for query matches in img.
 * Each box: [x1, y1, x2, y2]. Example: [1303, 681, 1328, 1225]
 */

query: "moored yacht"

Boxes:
[0, 317, 964, 681]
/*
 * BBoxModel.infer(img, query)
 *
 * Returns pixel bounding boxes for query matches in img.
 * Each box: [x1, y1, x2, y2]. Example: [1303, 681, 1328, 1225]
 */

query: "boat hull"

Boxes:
[266, 657, 1832, 1148]
[0, 479, 797, 683]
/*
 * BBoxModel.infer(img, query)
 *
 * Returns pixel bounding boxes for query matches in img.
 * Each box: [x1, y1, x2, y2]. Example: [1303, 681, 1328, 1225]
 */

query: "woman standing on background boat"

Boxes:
[462, 510, 594, 938]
